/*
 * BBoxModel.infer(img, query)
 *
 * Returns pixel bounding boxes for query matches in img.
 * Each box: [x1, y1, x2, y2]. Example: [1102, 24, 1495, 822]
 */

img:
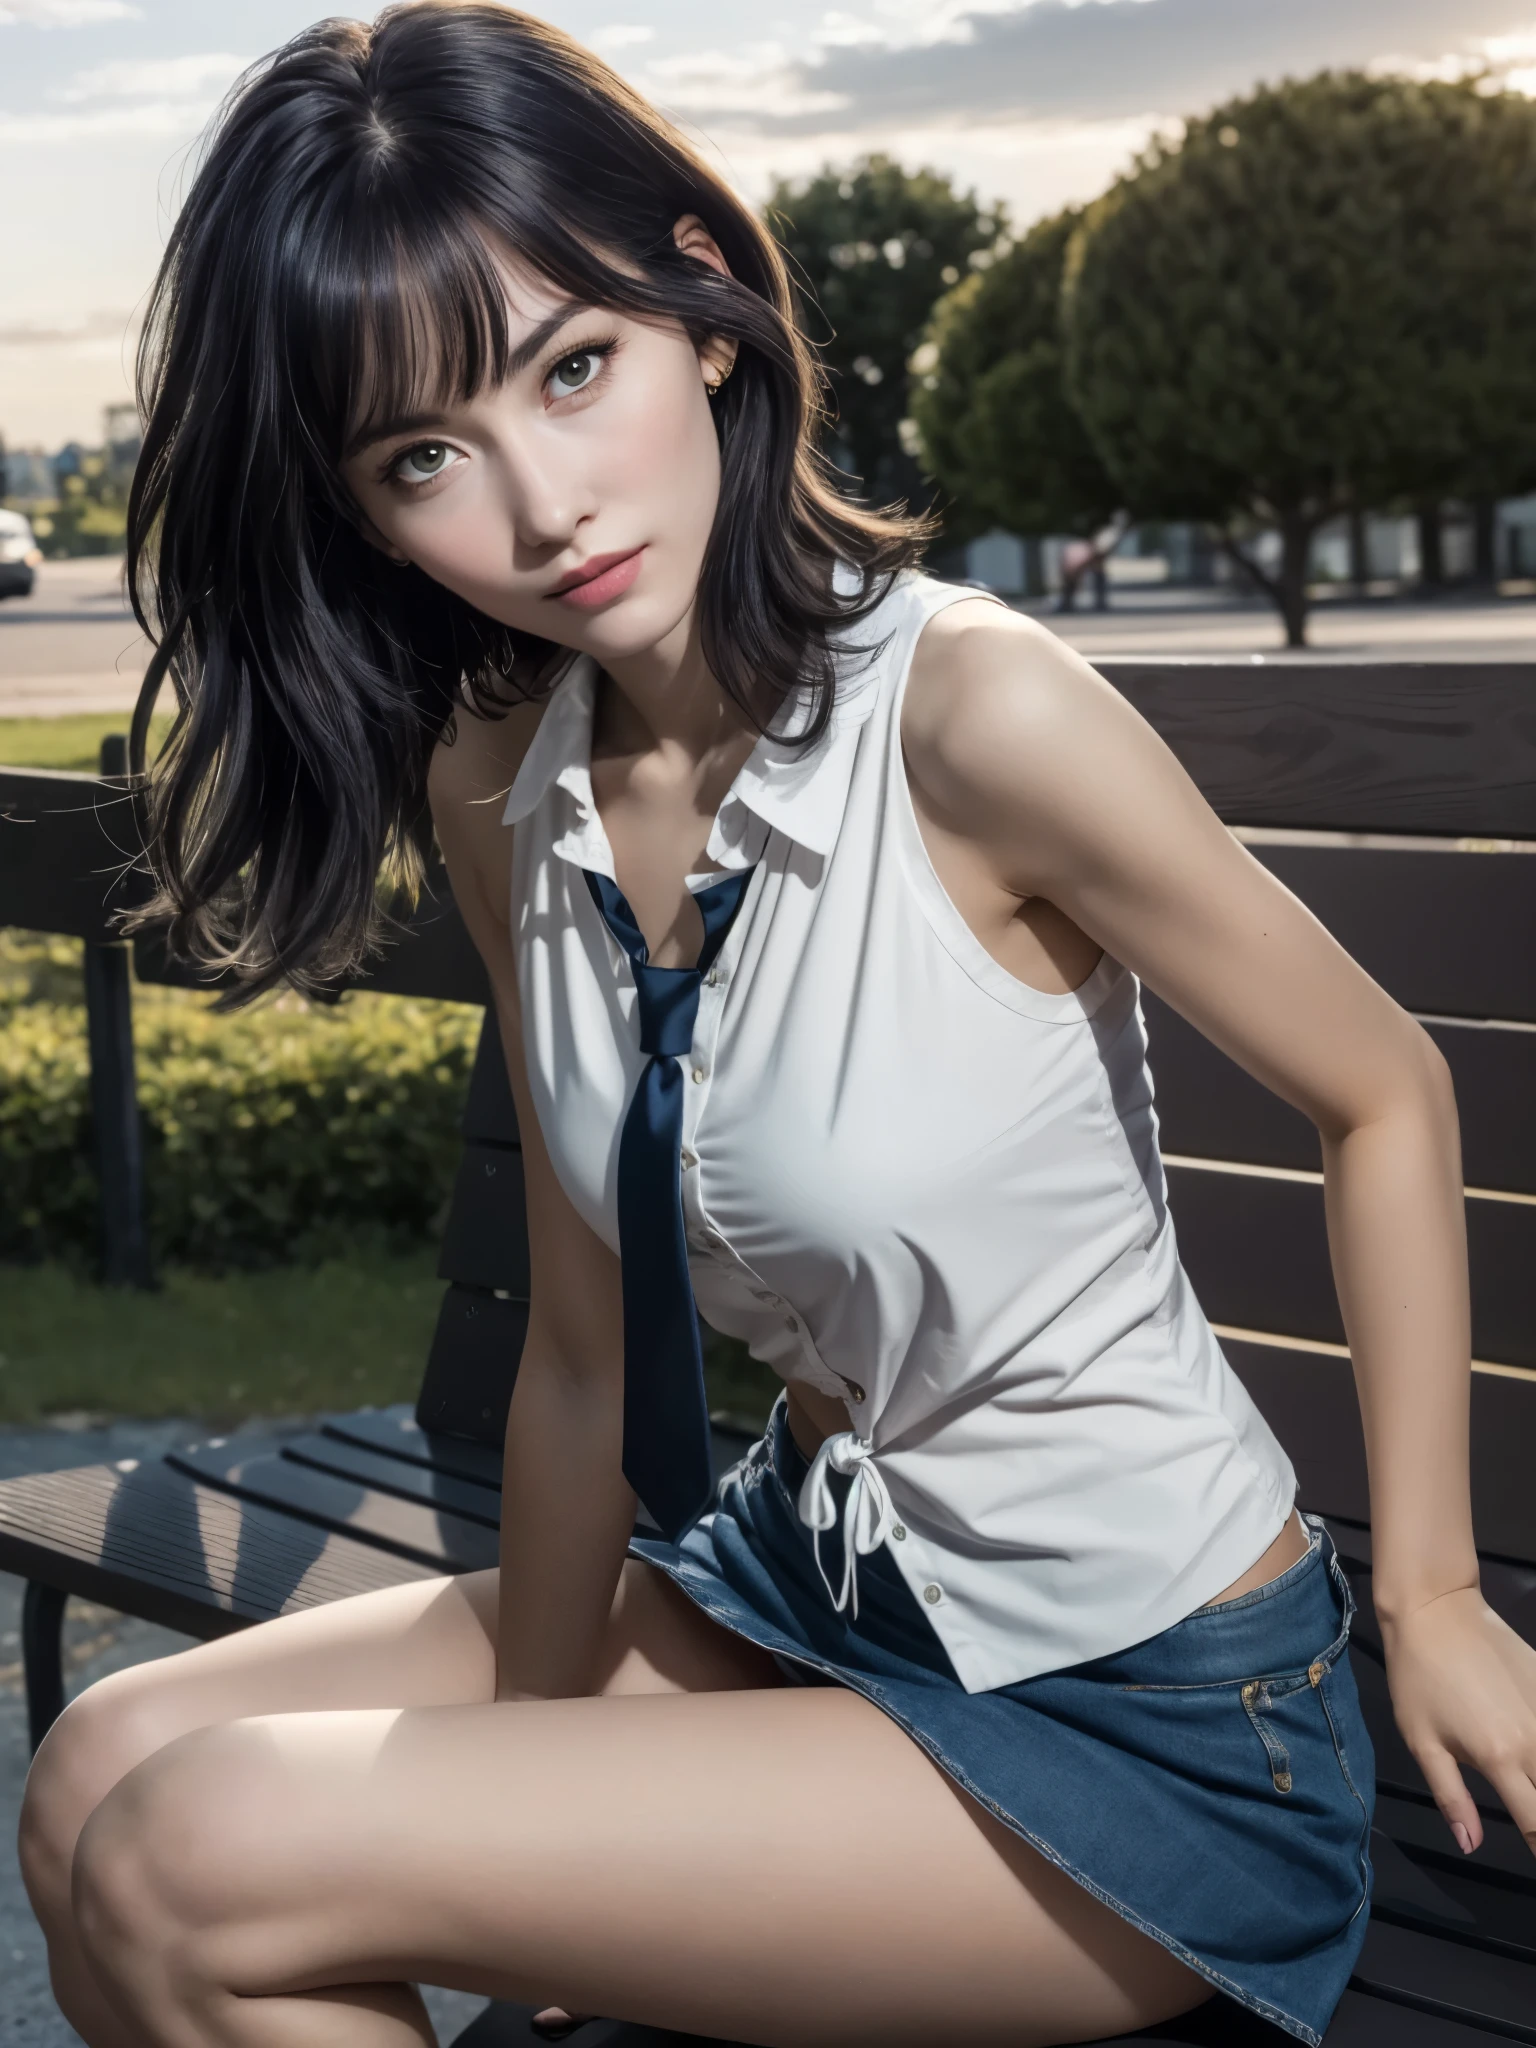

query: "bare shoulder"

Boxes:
[903, 597, 1135, 828]
[428, 689, 547, 817]
[428, 690, 548, 946]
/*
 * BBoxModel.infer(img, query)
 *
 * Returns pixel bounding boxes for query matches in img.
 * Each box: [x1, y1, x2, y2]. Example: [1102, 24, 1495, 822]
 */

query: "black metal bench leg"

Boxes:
[23, 1581, 67, 1754]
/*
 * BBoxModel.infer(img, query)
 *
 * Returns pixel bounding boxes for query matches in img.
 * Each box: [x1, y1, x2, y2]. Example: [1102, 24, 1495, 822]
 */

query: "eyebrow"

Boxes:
[344, 299, 595, 459]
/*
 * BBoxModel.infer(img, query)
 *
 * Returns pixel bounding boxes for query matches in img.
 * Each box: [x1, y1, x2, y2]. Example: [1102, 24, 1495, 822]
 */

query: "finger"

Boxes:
[1483, 1759, 1536, 1860]
[1415, 1744, 1483, 1855]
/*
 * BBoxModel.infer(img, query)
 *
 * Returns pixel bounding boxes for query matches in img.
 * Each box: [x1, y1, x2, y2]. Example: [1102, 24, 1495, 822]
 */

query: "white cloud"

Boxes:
[0, 0, 139, 22]
[51, 53, 250, 103]
[0, 103, 212, 141]
[0, 49, 250, 145]
[635, 43, 851, 119]
[587, 23, 655, 55]
[0, 307, 137, 347]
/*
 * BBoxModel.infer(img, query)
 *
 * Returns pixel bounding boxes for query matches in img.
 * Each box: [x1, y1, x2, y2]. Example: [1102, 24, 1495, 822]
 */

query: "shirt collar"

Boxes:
[501, 578, 892, 868]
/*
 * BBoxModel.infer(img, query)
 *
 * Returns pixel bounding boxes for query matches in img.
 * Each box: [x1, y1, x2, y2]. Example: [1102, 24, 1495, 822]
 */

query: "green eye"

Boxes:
[550, 350, 600, 395]
[396, 442, 451, 482]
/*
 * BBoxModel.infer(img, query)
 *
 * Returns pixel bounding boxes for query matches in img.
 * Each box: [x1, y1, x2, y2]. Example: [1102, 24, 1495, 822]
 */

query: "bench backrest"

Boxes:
[3, 655, 1532, 1568]
[1100, 658, 1536, 1571]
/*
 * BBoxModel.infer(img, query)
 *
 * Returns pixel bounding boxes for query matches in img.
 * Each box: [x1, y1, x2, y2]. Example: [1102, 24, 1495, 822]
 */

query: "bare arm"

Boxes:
[429, 707, 637, 1702]
[903, 605, 1536, 1858]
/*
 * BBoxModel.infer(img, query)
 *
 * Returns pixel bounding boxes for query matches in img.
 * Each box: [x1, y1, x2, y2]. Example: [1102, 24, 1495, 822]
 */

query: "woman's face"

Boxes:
[339, 216, 735, 669]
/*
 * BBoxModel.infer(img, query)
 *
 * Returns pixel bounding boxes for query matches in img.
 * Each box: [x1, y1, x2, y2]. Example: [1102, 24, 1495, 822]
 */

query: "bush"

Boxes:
[0, 934, 482, 1269]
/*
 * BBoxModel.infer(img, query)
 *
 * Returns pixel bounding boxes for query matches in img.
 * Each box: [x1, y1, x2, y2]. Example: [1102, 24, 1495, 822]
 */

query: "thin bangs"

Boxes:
[338, 218, 513, 460]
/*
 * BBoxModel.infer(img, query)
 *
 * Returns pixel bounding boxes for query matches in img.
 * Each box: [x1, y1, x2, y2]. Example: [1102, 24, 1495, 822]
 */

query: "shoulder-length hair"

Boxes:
[127, 0, 931, 1001]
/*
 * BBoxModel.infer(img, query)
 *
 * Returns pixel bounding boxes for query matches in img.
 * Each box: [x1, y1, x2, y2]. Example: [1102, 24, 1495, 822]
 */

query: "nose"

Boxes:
[497, 432, 594, 556]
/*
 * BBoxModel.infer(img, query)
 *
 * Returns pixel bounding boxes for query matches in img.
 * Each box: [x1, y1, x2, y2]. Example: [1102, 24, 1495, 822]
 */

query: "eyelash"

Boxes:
[381, 333, 623, 491]
[544, 331, 622, 401]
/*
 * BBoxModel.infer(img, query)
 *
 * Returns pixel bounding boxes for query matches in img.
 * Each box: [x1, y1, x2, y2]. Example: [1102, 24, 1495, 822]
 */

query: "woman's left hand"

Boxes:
[1382, 1586, 1536, 1858]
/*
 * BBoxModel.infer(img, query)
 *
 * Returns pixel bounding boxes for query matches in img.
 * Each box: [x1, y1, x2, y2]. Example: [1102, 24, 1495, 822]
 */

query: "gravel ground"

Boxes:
[0, 1414, 490, 2045]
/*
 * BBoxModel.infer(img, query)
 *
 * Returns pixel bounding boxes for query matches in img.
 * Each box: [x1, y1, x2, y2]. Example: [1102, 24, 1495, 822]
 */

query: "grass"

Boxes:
[0, 712, 173, 774]
[0, 1250, 444, 1427]
[0, 1250, 781, 1434]
[0, 717, 784, 1435]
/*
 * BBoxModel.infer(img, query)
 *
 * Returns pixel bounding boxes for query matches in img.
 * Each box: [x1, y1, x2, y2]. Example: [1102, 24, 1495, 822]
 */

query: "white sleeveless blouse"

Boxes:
[504, 568, 1297, 1692]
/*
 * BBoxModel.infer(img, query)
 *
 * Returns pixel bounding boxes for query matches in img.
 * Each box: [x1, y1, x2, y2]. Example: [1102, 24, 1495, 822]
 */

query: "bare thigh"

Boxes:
[74, 1682, 1211, 2048]
[22, 1556, 779, 1847]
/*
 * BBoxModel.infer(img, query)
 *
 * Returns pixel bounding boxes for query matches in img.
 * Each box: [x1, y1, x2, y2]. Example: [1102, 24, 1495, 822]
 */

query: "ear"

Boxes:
[672, 213, 740, 386]
[672, 211, 732, 280]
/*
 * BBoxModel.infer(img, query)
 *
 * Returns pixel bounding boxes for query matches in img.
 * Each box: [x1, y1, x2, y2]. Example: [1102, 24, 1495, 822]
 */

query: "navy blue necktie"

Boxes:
[582, 864, 757, 1540]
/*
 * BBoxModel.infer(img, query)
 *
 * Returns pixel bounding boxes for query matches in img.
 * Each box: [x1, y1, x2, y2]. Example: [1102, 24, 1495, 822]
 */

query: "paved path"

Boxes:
[1037, 587, 1536, 660]
[0, 560, 150, 718]
[3, 561, 1536, 721]
[0, 1414, 490, 2045]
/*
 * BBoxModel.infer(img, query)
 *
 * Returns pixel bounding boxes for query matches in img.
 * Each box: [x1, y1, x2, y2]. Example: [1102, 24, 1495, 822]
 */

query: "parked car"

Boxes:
[0, 508, 43, 597]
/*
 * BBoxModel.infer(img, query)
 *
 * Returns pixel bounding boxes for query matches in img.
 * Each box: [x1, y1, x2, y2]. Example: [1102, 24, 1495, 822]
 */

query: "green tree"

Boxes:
[910, 208, 1123, 605]
[1064, 72, 1536, 645]
[29, 450, 128, 558]
[767, 154, 1005, 511]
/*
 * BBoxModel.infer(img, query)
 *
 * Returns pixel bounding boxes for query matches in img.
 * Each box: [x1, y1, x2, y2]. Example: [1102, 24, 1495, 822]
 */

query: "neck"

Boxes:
[593, 601, 759, 769]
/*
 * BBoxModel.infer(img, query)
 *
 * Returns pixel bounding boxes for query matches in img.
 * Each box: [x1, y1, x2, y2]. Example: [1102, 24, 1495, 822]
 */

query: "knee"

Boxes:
[70, 1728, 235, 2009]
[18, 1669, 192, 1914]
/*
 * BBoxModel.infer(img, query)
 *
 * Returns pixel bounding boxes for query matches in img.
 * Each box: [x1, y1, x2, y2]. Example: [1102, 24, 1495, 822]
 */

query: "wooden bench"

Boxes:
[1, 657, 1533, 2046]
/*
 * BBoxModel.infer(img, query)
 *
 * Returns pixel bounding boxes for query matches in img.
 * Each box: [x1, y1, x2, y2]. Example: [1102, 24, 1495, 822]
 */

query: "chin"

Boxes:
[562, 583, 699, 661]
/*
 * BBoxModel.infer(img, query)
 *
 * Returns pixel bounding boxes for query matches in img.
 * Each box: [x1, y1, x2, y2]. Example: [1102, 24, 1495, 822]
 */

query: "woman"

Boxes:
[18, 6, 1536, 2045]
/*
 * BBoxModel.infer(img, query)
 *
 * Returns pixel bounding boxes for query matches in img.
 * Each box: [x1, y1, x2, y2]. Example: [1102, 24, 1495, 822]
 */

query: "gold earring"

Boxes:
[707, 353, 736, 394]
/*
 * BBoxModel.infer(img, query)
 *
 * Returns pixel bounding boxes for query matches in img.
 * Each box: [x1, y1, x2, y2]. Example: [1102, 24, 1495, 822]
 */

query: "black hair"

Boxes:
[127, 0, 931, 1000]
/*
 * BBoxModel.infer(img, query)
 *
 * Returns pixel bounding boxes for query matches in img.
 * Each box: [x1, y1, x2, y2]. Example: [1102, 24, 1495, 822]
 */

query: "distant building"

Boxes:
[104, 402, 142, 494]
[0, 445, 57, 505]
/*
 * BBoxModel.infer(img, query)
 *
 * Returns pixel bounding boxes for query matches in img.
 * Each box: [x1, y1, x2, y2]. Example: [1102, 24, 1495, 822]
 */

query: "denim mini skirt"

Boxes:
[629, 1394, 1375, 2046]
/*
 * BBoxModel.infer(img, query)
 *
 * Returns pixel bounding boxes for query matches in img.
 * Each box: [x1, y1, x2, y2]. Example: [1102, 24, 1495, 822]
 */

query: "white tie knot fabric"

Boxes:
[797, 1430, 898, 1619]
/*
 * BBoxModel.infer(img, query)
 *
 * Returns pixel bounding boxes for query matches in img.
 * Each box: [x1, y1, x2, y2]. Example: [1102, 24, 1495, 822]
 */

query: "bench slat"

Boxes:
[320, 1404, 505, 1488]
[463, 1012, 521, 1147]
[279, 1433, 503, 1527]
[416, 1286, 527, 1445]
[1376, 1792, 1536, 1892]
[1230, 1344, 1536, 1567]
[1100, 660, 1536, 840]
[1247, 847, 1536, 1026]
[0, 767, 137, 941]
[1352, 1920, 1536, 2043]
[1145, 997, 1536, 1197]
[165, 1442, 498, 1572]
[1169, 1168, 1536, 1370]
[0, 1458, 433, 1638]
[437, 1142, 531, 1294]
[1370, 1825, 1536, 1962]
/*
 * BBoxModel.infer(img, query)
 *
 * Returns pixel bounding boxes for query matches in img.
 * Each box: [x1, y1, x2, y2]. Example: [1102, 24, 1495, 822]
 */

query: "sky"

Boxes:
[3, 0, 1536, 447]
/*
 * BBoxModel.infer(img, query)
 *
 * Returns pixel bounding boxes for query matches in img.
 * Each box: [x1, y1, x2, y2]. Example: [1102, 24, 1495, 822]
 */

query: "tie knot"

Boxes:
[583, 865, 757, 1064]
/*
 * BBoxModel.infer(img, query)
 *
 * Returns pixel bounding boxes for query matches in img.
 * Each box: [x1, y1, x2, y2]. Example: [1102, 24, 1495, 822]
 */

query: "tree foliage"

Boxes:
[767, 154, 1004, 511]
[910, 208, 1120, 552]
[1064, 72, 1536, 644]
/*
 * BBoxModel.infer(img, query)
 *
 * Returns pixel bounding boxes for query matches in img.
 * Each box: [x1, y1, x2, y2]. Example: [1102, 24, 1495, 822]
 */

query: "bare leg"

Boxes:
[67, 1675, 1212, 2048]
[18, 1559, 779, 2047]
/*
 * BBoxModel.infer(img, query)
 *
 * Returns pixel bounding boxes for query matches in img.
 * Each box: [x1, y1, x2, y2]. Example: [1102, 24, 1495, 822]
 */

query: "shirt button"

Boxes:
[892, 1524, 907, 1541]
[706, 967, 724, 986]
[843, 1380, 866, 1403]
[680, 1147, 698, 1169]
[922, 1584, 942, 1605]
[691, 1065, 707, 1084]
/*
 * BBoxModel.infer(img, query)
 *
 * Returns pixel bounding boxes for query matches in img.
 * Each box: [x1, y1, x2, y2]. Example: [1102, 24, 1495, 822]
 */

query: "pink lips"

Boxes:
[547, 546, 645, 609]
